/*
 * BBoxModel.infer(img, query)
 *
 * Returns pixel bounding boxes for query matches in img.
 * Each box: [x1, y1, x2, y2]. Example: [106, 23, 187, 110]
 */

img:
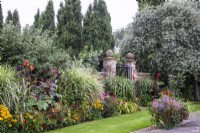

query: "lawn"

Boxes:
[46, 102, 200, 133]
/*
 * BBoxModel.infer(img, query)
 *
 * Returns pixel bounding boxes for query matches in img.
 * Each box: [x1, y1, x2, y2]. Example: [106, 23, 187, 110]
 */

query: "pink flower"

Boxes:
[152, 100, 158, 108]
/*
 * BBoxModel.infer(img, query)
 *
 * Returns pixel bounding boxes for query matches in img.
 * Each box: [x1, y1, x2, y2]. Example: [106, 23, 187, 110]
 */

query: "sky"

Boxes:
[1, 0, 138, 31]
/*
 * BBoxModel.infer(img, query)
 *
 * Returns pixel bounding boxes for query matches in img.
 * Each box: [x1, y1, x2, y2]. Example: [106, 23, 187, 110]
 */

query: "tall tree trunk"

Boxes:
[192, 75, 200, 101]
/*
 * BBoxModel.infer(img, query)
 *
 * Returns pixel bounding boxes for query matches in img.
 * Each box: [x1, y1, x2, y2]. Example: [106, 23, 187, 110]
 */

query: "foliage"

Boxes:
[124, 1, 200, 100]
[136, 77, 154, 106]
[118, 99, 139, 114]
[0, 23, 22, 65]
[102, 93, 119, 118]
[21, 27, 71, 70]
[33, 9, 41, 29]
[137, 0, 165, 10]
[149, 95, 189, 129]
[58, 67, 104, 106]
[104, 76, 136, 101]
[5, 10, 12, 24]
[0, 65, 22, 111]
[15, 60, 66, 132]
[124, 1, 200, 75]
[168, 73, 186, 98]
[56, 0, 83, 55]
[12, 9, 21, 30]
[114, 23, 133, 54]
[5, 9, 21, 30]
[83, 0, 114, 53]
[0, 1, 3, 30]
[0, 105, 19, 132]
[81, 99, 104, 121]
[40, 0, 55, 34]
[78, 45, 103, 69]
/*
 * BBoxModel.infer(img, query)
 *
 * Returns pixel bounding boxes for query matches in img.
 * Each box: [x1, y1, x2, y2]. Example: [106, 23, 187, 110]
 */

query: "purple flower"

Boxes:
[172, 99, 181, 110]
[162, 95, 170, 104]
[16, 65, 23, 71]
[158, 103, 164, 111]
[152, 100, 158, 108]
[103, 92, 109, 100]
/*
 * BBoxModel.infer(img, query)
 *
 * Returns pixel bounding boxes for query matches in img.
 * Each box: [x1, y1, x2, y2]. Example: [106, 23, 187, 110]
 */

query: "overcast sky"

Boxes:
[2, 0, 138, 31]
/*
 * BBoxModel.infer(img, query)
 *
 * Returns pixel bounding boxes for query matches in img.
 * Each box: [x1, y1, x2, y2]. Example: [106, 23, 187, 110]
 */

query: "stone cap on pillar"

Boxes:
[126, 53, 136, 63]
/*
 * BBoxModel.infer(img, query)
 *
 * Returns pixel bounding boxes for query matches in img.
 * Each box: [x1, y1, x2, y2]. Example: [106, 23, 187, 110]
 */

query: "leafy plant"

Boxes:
[136, 77, 153, 106]
[104, 76, 135, 101]
[149, 95, 189, 129]
[118, 99, 139, 114]
[58, 67, 104, 106]
[0, 65, 24, 111]
[168, 73, 186, 98]
[102, 93, 119, 118]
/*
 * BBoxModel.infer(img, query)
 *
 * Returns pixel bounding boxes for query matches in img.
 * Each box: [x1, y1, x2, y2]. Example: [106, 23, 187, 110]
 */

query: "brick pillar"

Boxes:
[103, 50, 117, 77]
[125, 53, 138, 81]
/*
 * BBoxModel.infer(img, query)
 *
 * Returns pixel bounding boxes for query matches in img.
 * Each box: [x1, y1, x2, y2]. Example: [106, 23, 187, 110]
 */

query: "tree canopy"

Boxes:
[41, 0, 55, 33]
[83, 0, 114, 53]
[123, 1, 200, 100]
[56, 0, 83, 55]
[0, 1, 3, 29]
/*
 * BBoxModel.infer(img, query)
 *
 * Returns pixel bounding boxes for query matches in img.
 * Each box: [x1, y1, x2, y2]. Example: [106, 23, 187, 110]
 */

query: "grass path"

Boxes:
[47, 102, 200, 133]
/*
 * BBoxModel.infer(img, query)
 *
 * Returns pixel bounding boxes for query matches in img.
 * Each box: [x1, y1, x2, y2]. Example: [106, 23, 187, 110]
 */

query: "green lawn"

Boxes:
[46, 102, 200, 133]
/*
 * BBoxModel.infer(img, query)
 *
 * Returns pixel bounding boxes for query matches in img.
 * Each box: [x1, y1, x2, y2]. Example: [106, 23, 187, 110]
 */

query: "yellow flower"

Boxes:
[8, 124, 12, 127]
[0, 117, 3, 121]
[11, 119, 17, 123]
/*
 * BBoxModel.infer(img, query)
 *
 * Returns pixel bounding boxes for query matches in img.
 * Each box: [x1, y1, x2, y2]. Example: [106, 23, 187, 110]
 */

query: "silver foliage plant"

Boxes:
[123, 1, 200, 76]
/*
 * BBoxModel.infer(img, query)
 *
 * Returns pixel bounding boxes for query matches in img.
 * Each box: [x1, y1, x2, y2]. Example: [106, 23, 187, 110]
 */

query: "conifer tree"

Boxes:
[0, 1, 3, 29]
[57, 2, 64, 37]
[33, 9, 41, 29]
[57, 0, 83, 55]
[41, 0, 55, 33]
[5, 10, 12, 24]
[12, 9, 21, 29]
[83, 0, 114, 52]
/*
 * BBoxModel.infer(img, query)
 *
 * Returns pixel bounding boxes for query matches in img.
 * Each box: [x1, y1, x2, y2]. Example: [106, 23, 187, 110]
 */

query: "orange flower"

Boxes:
[50, 108, 55, 113]
[23, 59, 30, 67]
[29, 65, 35, 71]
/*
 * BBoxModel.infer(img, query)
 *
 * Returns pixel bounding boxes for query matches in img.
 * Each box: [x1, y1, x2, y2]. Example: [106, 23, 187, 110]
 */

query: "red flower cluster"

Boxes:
[23, 59, 35, 71]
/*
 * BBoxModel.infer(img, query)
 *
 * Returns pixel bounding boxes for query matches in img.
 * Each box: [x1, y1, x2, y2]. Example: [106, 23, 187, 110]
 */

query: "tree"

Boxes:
[136, 0, 165, 10]
[57, 2, 64, 37]
[33, 9, 41, 29]
[12, 9, 21, 29]
[56, 0, 83, 55]
[5, 10, 12, 24]
[41, 0, 55, 33]
[21, 27, 71, 70]
[123, 1, 200, 100]
[0, 1, 3, 29]
[83, 0, 114, 53]
[0, 23, 22, 65]
[113, 23, 133, 54]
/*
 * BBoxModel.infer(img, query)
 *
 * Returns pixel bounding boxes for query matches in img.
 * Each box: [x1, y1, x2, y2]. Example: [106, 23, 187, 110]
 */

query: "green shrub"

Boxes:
[102, 94, 119, 118]
[0, 23, 22, 65]
[149, 95, 189, 129]
[118, 99, 139, 114]
[21, 28, 71, 70]
[58, 67, 104, 105]
[136, 77, 153, 106]
[104, 76, 135, 101]
[0, 65, 21, 111]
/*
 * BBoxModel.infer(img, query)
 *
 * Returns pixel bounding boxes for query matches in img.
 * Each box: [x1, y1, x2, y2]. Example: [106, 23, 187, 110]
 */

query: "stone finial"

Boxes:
[106, 49, 114, 57]
[126, 53, 134, 60]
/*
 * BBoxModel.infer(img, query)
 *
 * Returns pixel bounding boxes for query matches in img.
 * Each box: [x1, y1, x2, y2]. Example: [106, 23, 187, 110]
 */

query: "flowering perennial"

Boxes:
[150, 95, 189, 129]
